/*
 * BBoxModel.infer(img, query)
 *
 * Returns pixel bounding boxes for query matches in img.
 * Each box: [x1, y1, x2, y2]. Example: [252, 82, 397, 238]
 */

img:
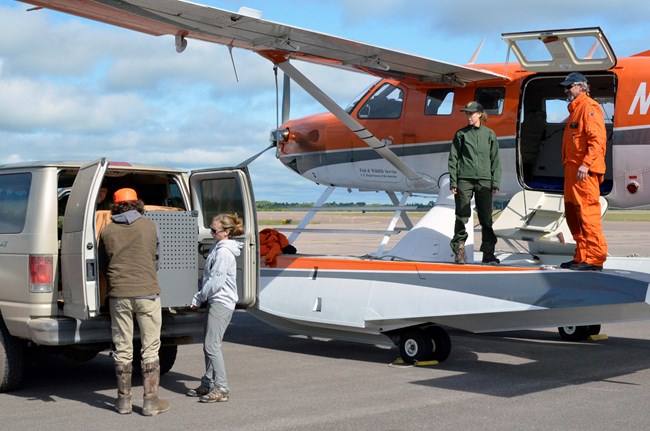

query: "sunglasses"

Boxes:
[210, 227, 226, 234]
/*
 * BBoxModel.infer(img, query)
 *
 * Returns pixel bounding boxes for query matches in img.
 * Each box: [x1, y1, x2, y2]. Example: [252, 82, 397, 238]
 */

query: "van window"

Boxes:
[425, 89, 454, 115]
[198, 177, 244, 228]
[0, 173, 31, 234]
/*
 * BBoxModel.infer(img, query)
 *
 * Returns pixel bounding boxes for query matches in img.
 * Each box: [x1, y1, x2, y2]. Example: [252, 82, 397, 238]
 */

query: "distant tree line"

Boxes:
[255, 200, 432, 210]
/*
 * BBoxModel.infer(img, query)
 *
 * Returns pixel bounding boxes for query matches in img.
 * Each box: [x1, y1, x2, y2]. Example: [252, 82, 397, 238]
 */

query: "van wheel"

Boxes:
[132, 343, 177, 375]
[0, 318, 25, 392]
[159, 345, 177, 375]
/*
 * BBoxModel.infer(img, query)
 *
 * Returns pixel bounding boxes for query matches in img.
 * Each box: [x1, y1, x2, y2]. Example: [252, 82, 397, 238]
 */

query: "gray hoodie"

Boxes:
[192, 239, 242, 310]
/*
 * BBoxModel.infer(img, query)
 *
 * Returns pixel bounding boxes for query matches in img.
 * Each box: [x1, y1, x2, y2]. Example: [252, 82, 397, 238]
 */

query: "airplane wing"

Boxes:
[20, 0, 508, 86]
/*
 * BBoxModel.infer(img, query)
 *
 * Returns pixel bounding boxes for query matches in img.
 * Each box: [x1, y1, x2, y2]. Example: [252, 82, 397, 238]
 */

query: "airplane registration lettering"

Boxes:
[628, 82, 650, 115]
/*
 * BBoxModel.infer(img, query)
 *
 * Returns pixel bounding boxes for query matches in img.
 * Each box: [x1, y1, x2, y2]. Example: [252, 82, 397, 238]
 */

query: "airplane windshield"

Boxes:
[345, 81, 378, 114]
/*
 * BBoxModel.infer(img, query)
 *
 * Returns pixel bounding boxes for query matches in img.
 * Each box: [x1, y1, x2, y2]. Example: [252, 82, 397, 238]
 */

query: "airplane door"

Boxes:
[61, 158, 107, 319]
[189, 167, 258, 309]
[502, 27, 616, 73]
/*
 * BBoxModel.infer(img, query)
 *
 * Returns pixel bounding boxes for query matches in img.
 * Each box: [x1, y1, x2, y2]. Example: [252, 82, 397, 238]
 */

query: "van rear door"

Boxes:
[61, 158, 107, 319]
[189, 167, 258, 308]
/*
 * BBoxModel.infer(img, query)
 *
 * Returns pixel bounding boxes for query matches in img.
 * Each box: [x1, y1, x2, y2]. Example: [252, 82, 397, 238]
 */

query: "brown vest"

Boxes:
[100, 217, 160, 298]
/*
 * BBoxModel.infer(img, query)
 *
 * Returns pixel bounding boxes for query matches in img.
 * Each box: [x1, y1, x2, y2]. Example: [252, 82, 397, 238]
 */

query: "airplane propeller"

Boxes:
[236, 65, 291, 168]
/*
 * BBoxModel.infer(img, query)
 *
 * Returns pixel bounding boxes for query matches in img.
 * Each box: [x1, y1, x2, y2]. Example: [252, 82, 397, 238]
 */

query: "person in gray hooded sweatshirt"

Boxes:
[99, 187, 168, 416]
[187, 213, 244, 403]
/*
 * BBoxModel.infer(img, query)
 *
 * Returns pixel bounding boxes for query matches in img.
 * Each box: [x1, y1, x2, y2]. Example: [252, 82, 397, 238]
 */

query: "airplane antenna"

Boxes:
[228, 44, 239, 82]
[468, 38, 485, 64]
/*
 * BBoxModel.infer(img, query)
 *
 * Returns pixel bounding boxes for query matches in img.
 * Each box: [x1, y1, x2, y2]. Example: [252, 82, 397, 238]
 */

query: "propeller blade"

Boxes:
[282, 72, 291, 124]
[236, 142, 276, 168]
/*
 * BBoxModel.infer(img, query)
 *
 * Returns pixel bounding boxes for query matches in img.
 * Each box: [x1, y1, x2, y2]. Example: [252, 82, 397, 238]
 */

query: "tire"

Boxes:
[0, 318, 26, 392]
[398, 329, 433, 364]
[425, 326, 452, 362]
[558, 325, 590, 341]
[587, 325, 601, 336]
[132, 342, 177, 375]
[159, 345, 177, 375]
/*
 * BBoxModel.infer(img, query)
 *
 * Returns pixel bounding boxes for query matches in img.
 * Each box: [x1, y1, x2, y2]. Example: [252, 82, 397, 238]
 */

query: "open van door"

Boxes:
[61, 158, 107, 319]
[502, 27, 616, 73]
[189, 167, 258, 309]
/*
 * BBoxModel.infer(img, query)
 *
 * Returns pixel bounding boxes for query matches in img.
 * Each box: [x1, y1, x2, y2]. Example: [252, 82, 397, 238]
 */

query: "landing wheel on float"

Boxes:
[424, 326, 452, 362]
[398, 330, 432, 364]
[397, 326, 451, 364]
[558, 325, 600, 341]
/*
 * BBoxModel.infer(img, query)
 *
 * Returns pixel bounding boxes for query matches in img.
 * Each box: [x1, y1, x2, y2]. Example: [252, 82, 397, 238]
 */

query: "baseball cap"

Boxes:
[560, 72, 588, 87]
[460, 101, 483, 113]
[113, 188, 138, 203]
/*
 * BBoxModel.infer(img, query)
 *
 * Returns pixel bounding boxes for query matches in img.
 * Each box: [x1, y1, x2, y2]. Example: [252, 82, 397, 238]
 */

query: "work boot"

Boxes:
[481, 252, 500, 265]
[141, 360, 170, 416]
[560, 260, 578, 269]
[454, 244, 465, 264]
[115, 362, 132, 414]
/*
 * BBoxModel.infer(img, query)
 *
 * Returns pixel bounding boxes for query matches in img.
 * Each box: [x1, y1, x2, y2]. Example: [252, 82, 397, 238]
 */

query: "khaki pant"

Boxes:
[110, 297, 162, 365]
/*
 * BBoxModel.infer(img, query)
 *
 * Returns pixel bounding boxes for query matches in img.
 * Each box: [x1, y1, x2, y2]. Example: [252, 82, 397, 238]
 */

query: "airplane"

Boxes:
[16, 0, 650, 364]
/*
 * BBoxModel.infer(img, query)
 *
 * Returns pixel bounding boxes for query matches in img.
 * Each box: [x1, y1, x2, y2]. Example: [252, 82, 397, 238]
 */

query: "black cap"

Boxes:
[460, 101, 483, 113]
[560, 72, 588, 87]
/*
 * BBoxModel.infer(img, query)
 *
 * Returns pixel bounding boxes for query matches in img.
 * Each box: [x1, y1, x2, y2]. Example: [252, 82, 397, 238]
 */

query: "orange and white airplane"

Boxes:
[17, 0, 650, 363]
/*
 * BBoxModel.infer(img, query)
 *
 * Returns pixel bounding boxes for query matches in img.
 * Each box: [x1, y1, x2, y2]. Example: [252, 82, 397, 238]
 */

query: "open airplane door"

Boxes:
[189, 167, 258, 309]
[61, 158, 107, 319]
[501, 27, 617, 72]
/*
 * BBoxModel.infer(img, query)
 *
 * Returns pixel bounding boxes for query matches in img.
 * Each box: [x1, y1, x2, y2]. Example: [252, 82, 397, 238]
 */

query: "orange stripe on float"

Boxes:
[264, 255, 535, 272]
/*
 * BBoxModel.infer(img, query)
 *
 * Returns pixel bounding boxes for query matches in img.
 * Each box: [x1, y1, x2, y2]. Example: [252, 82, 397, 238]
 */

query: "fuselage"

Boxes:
[276, 58, 650, 208]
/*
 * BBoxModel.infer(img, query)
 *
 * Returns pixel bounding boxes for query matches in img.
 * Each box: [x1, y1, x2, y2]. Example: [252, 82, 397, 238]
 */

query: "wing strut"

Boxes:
[276, 61, 436, 193]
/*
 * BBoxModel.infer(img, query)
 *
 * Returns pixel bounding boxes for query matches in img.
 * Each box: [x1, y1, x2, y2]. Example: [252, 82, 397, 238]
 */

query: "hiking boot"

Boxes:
[454, 244, 466, 264]
[560, 260, 578, 269]
[482, 252, 500, 265]
[199, 388, 229, 403]
[186, 385, 210, 397]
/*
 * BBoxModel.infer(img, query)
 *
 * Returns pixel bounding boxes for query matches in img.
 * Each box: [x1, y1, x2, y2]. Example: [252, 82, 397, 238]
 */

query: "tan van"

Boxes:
[0, 158, 257, 392]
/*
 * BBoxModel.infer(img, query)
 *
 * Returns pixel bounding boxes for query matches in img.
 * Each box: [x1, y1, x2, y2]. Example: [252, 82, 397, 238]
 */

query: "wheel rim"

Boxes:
[563, 326, 576, 335]
[404, 338, 419, 357]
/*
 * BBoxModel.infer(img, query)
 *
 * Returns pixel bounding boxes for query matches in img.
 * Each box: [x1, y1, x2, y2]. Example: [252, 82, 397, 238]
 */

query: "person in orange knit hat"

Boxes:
[98, 187, 169, 415]
[559, 72, 608, 271]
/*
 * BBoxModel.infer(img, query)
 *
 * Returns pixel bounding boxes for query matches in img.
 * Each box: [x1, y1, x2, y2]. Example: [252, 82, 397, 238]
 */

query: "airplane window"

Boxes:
[475, 87, 505, 115]
[345, 81, 377, 114]
[567, 36, 607, 60]
[357, 83, 403, 119]
[425, 89, 454, 115]
[514, 39, 553, 63]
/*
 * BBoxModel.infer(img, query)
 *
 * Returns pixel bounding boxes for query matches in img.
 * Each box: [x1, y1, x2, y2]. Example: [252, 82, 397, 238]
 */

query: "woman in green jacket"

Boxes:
[448, 101, 502, 265]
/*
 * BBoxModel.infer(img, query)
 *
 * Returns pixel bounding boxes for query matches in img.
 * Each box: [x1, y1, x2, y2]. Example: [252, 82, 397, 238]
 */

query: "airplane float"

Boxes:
[18, 0, 650, 364]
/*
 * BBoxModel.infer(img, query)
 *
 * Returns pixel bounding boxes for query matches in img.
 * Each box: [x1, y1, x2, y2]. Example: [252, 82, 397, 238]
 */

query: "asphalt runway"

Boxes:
[3, 213, 650, 430]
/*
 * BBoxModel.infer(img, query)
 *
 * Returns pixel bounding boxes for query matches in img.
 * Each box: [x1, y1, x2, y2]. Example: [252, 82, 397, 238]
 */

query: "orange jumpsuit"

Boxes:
[561, 92, 608, 266]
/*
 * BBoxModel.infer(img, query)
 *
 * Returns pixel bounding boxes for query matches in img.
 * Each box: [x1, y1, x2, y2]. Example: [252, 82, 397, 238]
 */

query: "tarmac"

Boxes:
[3, 212, 650, 430]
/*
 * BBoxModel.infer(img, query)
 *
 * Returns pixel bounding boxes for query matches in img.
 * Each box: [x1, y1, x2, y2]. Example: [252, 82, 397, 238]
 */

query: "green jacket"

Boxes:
[448, 124, 502, 189]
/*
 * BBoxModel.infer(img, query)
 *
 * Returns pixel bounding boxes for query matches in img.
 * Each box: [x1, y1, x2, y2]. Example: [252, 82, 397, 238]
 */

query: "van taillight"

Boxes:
[29, 255, 53, 293]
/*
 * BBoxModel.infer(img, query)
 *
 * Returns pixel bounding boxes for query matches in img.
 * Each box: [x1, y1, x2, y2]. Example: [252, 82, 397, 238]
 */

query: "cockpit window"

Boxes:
[425, 89, 454, 115]
[357, 83, 403, 119]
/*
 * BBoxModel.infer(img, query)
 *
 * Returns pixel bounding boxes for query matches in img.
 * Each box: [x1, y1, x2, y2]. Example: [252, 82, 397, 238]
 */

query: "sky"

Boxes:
[2, 0, 650, 204]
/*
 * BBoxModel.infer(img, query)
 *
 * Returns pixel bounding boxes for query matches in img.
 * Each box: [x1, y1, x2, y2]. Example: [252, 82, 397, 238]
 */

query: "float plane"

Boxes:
[17, 0, 650, 363]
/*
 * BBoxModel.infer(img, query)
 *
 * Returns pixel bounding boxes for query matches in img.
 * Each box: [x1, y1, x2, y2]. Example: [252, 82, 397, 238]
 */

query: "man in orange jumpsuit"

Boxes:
[559, 72, 608, 271]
